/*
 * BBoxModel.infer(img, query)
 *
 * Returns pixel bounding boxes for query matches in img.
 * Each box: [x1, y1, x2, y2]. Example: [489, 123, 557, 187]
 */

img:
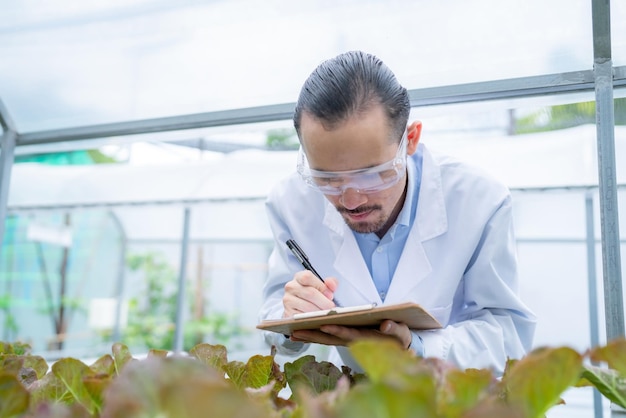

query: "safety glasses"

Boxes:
[297, 132, 408, 195]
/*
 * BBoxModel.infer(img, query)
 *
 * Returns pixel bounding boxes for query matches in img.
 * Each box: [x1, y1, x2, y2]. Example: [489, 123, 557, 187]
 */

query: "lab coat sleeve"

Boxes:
[258, 183, 310, 356]
[415, 195, 536, 374]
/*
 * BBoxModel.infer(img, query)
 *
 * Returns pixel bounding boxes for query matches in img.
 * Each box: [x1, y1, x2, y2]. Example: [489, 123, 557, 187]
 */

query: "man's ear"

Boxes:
[406, 121, 422, 155]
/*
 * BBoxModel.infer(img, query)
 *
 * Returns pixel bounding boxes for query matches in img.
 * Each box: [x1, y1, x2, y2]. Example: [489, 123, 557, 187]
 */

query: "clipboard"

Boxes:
[256, 302, 442, 336]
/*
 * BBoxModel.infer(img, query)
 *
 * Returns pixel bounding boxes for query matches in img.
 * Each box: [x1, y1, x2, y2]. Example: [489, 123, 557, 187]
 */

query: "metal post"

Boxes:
[591, 0, 625, 343]
[0, 99, 17, 260]
[0, 130, 16, 258]
[173, 207, 191, 353]
[585, 191, 604, 418]
[108, 210, 127, 343]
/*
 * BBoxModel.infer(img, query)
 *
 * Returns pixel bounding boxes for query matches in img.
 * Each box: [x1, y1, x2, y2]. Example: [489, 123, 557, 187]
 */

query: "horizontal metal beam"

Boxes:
[6, 195, 268, 213]
[409, 70, 597, 106]
[18, 103, 296, 146]
[6, 184, 626, 214]
[14, 66, 626, 147]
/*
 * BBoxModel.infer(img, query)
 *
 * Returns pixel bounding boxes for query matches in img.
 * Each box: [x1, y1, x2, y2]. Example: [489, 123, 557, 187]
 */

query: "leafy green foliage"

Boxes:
[513, 98, 626, 134]
[0, 373, 30, 417]
[0, 338, 626, 418]
[501, 346, 583, 417]
[265, 128, 298, 150]
[123, 252, 246, 352]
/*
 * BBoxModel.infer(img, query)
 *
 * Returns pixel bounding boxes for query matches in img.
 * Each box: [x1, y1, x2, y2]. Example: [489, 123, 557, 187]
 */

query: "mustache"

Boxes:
[337, 205, 382, 215]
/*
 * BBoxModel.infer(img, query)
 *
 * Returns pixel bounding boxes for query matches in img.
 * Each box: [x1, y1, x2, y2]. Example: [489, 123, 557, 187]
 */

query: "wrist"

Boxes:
[407, 332, 425, 356]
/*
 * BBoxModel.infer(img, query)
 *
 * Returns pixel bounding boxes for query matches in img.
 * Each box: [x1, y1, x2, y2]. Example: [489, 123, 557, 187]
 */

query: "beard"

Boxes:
[336, 205, 386, 234]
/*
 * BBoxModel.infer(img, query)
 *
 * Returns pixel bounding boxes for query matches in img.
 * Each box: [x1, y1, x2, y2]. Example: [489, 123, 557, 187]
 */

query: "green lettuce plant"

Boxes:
[1, 338, 625, 418]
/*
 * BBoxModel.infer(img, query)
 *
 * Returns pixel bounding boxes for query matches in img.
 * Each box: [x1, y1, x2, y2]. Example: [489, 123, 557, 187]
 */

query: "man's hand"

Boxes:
[282, 271, 339, 318]
[290, 320, 412, 350]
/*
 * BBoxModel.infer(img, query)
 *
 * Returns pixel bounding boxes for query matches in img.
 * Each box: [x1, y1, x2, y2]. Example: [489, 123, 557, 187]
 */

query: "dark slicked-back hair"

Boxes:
[293, 51, 410, 143]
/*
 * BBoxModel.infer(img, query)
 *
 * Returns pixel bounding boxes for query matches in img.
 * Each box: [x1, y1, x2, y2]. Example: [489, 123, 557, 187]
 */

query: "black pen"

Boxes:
[285, 239, 341, 307]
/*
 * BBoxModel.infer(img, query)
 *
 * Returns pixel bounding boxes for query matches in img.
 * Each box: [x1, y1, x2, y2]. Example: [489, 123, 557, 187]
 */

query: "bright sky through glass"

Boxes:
[1, 0, 622, 133]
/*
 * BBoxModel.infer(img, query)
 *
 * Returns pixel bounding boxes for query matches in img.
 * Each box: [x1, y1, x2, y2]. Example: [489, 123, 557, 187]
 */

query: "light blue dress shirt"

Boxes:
[353, 146, 424, 354]
[354, 146, 423, 302]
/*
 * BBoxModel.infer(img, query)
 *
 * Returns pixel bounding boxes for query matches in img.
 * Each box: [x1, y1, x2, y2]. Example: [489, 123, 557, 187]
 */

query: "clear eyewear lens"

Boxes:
[297, 132, 408, 195]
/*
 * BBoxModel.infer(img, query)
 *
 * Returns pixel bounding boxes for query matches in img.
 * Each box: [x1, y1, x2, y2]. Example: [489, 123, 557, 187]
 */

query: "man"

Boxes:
[259, 50, 536, 374]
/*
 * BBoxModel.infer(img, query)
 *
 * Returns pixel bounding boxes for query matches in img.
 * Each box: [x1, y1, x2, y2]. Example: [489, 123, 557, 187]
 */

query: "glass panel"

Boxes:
[0, 0, 597, 132]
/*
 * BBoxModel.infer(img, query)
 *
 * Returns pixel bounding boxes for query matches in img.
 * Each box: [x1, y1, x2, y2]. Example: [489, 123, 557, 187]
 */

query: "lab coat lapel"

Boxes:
[322, 202, 381, 304]
[386, 146, 448, 301]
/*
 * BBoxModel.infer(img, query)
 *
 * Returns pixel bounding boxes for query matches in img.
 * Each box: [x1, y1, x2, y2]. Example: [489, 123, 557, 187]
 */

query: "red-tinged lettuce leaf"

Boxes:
[89, 354, 115, 376]
[28, 370, 69, 406]
[334, 379, 438, 418]
[100, 355, 272, 418]
[223, 354, 285, 393]
[24, 355, 49, 380]
[437, 368, 497, 417]
[111, 343, 134, 375]
[0, 373, 30, 417]
[147, 349, 169, 358]
[51, 358, 100, 415]
[223, 360, 246, 386]
[83, 373, 113, 411]
[589, 338, 626, 376]
[28, 402, 92, 418]
[292, 376, 352, 418]
[461, 399, 525, 418]
[503, 346, 583, 418]
[348, 339, 424, 385]
[0, 355, 23, 375]
[284, 356, 344, 398]
[189, 343, 228, 370]
[245, 355, 276, 389]
[581, 365, 626, 408]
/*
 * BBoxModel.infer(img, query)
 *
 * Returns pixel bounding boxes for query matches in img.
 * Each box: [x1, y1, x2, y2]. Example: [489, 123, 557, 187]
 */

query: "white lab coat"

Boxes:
[259, 143, 536, 375]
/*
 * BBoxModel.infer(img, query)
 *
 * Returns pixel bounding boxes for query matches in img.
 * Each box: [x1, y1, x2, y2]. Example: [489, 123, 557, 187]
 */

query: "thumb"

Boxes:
[380, 320, 411, 349]
[380, 319, 395, 335]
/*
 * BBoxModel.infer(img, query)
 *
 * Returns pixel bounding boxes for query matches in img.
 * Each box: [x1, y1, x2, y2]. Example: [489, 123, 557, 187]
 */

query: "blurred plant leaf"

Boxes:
[438, 368, 496, 417]
[335, 380, 437, 418]
[147, 349, 169, 359]
[100, 355, 270, 418]
[111, 343, 134, 375]
[502, 346, 582, 417]
[581, 365, 626, 409]
[189, 343, 228, 370]
[89, 354, 115, 376]
[0, 373, 30, 417]
[589, 338, 626, 376]
[348, 339, 425, 385]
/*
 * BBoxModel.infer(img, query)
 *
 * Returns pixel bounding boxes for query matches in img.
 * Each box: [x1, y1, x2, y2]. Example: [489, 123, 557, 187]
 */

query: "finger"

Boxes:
[295, 271, 334, 294]
[282, 292, 326, 317]
[292, 271, 337, 308]
[291, 329, 348, 346]
[321, 276, 340, 302]
[379, 320, 411, 349]
[283, 273, 336, 315]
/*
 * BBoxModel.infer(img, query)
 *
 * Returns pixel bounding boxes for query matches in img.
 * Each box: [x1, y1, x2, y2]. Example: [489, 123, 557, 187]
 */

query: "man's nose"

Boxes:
[339, 188, 367, 209]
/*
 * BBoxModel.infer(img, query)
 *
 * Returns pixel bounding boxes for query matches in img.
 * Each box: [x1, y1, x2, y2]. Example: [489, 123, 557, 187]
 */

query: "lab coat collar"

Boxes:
[415, 144, 448, 241]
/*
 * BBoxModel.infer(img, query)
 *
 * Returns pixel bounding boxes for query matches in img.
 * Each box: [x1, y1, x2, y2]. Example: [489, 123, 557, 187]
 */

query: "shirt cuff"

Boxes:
[408, 331, 425, 357]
